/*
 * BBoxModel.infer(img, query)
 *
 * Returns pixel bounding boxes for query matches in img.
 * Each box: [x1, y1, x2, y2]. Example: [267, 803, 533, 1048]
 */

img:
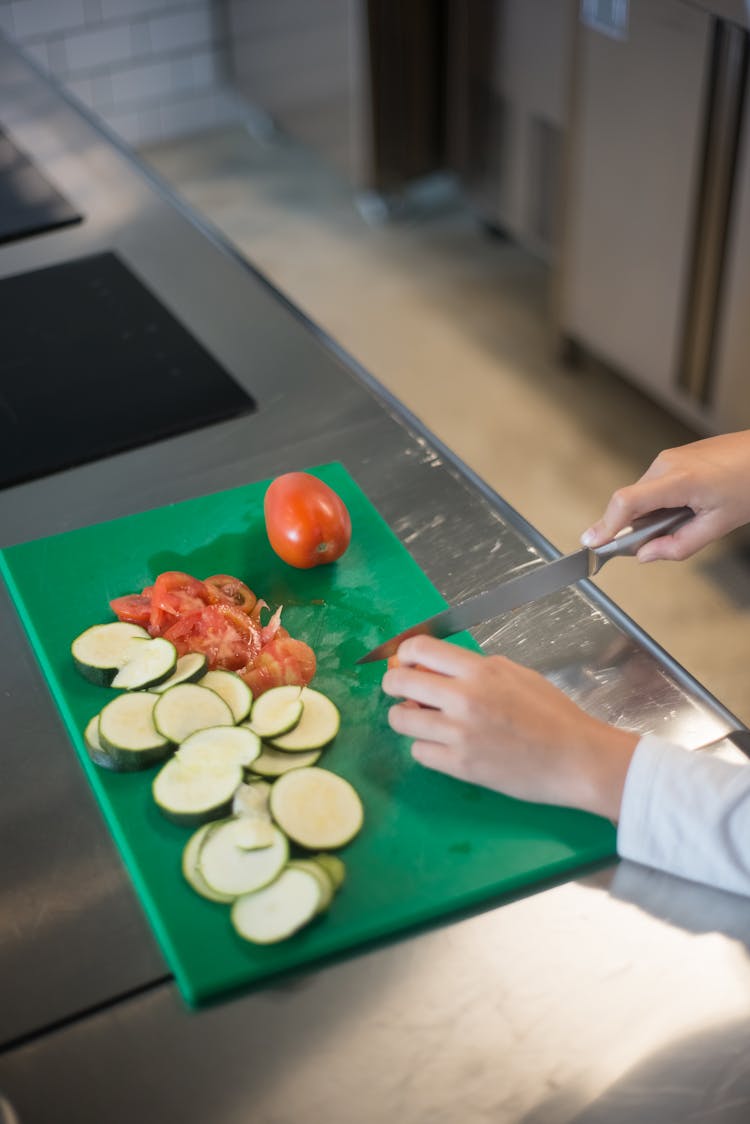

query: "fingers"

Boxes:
[410, 740, 466, 781]
[387, 699, 458, 744]
[637, 511, 723, 562]
[581, 477, 684, 547]
[390, 634, 481, 676]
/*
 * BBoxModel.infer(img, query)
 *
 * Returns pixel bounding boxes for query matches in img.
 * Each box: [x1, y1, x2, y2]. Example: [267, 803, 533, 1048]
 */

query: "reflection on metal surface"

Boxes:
[1, 30, 749, 1124]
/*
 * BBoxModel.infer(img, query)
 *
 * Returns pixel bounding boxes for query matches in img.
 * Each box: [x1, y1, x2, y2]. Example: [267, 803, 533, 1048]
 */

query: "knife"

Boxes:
[356, 506, 694, 664]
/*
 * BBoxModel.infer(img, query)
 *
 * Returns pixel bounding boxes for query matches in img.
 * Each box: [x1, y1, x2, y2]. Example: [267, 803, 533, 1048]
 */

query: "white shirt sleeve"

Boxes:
[617, 734, 750, 896]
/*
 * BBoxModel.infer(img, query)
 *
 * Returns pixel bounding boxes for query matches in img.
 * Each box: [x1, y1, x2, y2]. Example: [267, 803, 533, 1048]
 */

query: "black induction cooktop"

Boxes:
[0, 251, 257, 489]
[0, 128, 82, 244]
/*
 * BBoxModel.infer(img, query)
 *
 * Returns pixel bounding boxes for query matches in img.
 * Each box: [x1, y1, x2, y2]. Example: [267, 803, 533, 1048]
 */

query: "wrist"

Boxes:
[577, 722, 640, 821]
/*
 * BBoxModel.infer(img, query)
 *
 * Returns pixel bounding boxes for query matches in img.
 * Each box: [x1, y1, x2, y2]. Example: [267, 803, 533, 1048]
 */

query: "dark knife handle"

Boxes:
[590, 507, 694, 575]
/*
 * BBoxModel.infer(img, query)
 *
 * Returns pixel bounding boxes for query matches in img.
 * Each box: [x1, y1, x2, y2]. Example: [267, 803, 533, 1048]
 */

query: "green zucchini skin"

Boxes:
[155, 795, 236, 827]
[91, 738, 173, 772]
[71, 622, 150, 686]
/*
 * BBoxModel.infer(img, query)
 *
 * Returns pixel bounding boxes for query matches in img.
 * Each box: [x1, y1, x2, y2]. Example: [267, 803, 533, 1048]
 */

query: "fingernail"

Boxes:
[580, 528, 596, 547]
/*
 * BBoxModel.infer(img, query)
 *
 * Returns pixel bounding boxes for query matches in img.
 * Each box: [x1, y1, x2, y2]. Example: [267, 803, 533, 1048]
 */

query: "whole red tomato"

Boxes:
[264, 472, 351, 569]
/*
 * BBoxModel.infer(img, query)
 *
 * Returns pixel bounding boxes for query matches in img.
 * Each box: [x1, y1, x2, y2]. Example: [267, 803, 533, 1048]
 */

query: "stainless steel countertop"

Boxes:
[1, 35, 749, 1124]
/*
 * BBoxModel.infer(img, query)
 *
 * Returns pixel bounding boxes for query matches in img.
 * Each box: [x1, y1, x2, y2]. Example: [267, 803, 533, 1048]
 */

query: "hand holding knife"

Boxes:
[357, 507, 694, 664]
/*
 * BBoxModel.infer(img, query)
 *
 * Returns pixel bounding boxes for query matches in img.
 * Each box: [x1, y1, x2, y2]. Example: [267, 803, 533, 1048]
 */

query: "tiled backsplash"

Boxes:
[0, 0, 245, 145]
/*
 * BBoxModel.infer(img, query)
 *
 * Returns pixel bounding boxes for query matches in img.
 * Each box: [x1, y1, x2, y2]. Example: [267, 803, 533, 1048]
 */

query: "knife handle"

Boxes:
[590, 507, 694, 574]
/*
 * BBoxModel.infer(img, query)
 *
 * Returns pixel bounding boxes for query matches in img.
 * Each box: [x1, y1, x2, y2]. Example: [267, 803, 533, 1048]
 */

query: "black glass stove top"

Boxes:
[0, 251, 257, 489]
[0, 128, 82, 245]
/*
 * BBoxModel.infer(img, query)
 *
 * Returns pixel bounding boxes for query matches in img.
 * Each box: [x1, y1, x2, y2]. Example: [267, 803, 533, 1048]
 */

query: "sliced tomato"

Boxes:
[162, 603, 261, 671]
[110, 589, 152, 627]
[239, 636, 316, 697]
[149, 571, 214, 635]
[203, 574, 257, 614]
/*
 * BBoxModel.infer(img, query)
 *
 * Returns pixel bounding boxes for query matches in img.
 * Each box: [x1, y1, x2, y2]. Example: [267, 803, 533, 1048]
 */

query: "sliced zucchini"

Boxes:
[249, 744, 322, 778]
[153, 756, 243, 825]
[97, 691, 171, 771]
[287, 858, 335, 913]
[152, 652, 208, 693]
[71, 622, 149, 686]
[233, 817, 276, 850]
[153, 683, 234, 745]
[246, 685, 304, 739]
[182, 824, 235, 903]
[232, 780, 272, 815]
[270, 767, 364, 850]
[231, 866, 322, 944]
[198, 669, 252, 723]
[198, 818, 288, 897]
[269, 687, 340, 752]
[111, 637, 177, 690]
[82, 713, 111, 769]
[314, 852, 346, 891]
[176, 726, 261, 771]
[231, 781, 275, 849]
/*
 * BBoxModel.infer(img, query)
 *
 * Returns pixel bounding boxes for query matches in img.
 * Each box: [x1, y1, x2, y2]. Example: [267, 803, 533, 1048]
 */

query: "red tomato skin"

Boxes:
[203, 575, 257, 614]
[110, 591, 152, 626]
[264, 473, 351, 569]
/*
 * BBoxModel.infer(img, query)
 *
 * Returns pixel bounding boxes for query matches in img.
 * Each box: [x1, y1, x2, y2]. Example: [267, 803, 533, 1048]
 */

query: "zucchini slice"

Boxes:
[153, 756, 243, 825]
[246, 685, 304, 739]
[270, 767, 364, 850]
[97, 692, 171, 771]
[71, 622, 149, 686]
[152, 653, 208, 693]
[182, 824, 235, 903]
[231, 781, 275, 849]
[269, 687, 340, 752]
[83, 713, 112, 770]
[287, 858, 335, 913]
[176, 725, 261, 770]
[231, 866, 322, 944]
[111, 637, 177, 690]
[198, 818, 289, 897]
[153, 683, 234, 745]
[249, 744, 322, 778]
[233, 817, 276, 850]
[314, 852, 346, 891]
[232, 780, 272, 815]
[198, 669, 253, 723]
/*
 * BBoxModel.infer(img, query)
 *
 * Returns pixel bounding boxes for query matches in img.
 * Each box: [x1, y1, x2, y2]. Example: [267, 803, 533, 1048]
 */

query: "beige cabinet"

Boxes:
[558, 0, 714, 424]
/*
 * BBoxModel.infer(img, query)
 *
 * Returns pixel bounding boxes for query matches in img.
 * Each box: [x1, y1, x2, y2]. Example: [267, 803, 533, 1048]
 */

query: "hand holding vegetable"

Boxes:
[382, 636, 638, 820]
[581, 429, 750, 562]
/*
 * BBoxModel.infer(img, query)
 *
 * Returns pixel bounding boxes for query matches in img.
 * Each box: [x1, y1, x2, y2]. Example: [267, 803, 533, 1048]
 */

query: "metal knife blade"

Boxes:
[356, 506, 693, 664]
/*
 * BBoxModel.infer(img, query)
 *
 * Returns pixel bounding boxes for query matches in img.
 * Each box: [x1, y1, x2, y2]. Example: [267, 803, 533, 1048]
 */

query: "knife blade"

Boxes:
[356, 506, 693, 664]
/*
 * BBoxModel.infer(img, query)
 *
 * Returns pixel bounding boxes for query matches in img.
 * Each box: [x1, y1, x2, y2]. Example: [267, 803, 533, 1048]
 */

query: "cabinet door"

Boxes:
[711, 71, 750, 431]
[559, 0, 712, 404]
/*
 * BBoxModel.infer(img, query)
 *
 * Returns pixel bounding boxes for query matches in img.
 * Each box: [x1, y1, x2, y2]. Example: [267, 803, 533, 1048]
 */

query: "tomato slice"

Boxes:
[162, 603, 261, 670]
[149, 571, 214, 635]
[239, 636, 316, 697]
[110, 590, 152, 627]
[203, 574, 257, 614]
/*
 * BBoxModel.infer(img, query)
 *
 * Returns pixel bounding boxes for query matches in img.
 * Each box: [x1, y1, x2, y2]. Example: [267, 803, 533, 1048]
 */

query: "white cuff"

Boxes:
[617, 734, 750, 897]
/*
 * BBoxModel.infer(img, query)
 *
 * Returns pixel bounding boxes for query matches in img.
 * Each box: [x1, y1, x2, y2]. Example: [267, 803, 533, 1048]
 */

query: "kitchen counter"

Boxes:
[1, 33, 749, 1124]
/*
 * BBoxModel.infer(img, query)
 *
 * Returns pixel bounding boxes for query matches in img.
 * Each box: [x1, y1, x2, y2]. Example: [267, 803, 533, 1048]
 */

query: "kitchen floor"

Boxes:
[141, 124, 750, 726]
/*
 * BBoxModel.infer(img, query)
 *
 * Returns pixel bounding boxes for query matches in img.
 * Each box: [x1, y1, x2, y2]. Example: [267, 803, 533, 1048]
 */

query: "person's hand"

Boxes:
[581, 430, 750, 561]
[382, 636, 638, 820]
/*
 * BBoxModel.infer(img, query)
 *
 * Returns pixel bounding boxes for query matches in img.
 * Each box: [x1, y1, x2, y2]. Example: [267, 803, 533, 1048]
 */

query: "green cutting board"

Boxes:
[0, 462, 615, 1005]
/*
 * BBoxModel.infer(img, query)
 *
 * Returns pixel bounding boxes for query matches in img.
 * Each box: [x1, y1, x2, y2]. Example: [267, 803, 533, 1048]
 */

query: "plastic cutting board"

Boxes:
[0, 463, 616, 1005]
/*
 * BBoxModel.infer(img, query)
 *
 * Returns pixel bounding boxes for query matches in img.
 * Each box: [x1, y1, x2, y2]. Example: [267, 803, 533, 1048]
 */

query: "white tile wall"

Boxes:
[1, 0, 243, 145]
